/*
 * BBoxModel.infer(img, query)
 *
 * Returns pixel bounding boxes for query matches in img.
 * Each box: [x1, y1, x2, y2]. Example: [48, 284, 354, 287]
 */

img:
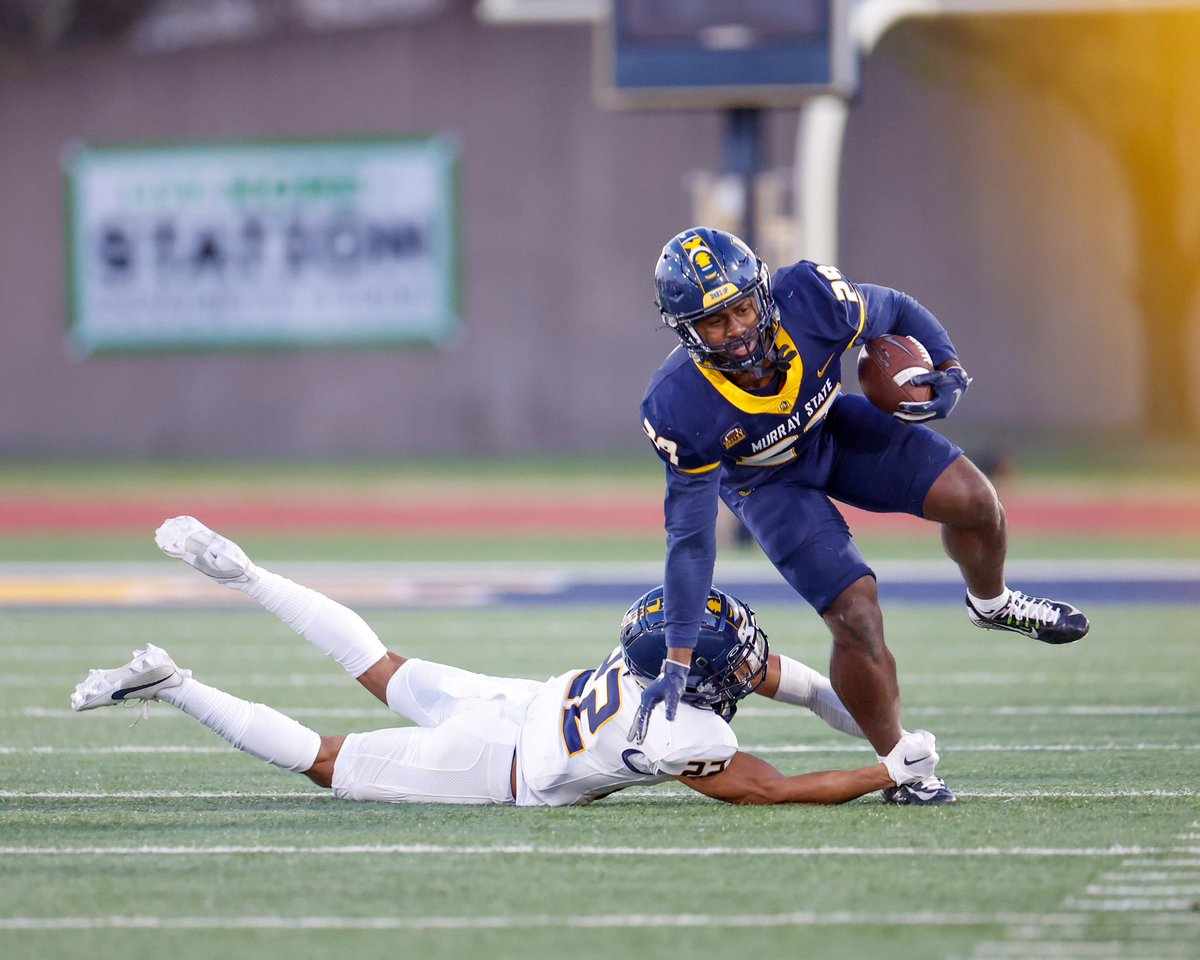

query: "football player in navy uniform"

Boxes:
[70, 517, 940, 808]
[633, 227, 1090, 804]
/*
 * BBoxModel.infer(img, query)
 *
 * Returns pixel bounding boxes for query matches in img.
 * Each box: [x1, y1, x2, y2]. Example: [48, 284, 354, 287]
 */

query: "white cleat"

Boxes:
[70, 643, 189, 712]
[154, 515, 258, 585]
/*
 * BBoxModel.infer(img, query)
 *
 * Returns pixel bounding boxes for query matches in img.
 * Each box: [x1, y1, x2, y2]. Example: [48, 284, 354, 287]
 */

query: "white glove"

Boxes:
[882, 730, 939, 786]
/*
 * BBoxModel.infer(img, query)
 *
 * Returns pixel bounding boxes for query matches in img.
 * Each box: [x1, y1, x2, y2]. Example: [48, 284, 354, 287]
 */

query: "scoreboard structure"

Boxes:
[594, 0, 856, 110]
[478, 0, 1200, 268]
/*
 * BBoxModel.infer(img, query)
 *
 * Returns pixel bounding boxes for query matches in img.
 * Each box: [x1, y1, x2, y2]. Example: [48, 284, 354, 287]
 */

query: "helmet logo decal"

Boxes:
[679, 233, 736, 308]
[656, 227, 781, 377]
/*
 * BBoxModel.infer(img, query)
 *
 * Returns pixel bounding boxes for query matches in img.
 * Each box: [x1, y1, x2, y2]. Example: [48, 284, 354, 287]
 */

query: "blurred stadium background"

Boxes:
[0, 3, 1198, 959]
[0, 0, 1198, 464]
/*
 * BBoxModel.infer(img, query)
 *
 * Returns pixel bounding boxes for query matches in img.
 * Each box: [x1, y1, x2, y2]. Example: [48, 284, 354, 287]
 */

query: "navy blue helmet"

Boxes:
[619, 585, 769, 720]
[654, 226, 786, 375]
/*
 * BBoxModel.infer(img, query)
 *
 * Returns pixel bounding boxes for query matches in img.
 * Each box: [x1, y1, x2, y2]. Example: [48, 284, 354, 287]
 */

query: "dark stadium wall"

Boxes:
[0, 6, 1185, 459]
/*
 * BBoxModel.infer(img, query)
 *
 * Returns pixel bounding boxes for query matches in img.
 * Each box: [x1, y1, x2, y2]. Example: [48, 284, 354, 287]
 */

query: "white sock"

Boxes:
[237, 569, 387, 678]
[968, 587, 1011, 616]
[771, 655, 867, 740]
[158, 677, 321, 774]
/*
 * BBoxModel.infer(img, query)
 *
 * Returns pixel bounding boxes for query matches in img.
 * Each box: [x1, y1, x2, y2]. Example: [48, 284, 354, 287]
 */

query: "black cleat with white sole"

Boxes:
[966, 591, 1089, 645]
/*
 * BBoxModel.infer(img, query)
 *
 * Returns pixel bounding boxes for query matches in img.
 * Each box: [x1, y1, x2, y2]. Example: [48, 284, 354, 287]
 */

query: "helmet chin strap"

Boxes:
[767, 342, 798, 374]
[739, 340, 795, 379]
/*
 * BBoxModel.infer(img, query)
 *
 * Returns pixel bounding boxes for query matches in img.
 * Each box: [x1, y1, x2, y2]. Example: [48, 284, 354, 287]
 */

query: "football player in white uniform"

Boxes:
[71, 517, 940, 806]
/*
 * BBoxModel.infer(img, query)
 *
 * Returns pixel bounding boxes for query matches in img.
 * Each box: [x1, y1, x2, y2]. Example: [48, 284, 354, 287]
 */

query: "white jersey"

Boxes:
[515, 646, 739, 807]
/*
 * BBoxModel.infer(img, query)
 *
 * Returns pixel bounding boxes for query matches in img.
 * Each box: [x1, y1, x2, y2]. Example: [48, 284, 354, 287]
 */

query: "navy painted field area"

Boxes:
[0, 559, 1196, 609]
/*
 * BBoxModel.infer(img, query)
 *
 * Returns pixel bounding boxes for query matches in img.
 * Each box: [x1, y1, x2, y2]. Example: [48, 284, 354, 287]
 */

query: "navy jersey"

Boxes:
[641, 261, 957, 492]
[640, 261, 961, 647]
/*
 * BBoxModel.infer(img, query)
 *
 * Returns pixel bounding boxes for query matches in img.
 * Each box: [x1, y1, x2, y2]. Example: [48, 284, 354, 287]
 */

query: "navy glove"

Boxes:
[627, 659, 689, 744]
[894, 366, 972, 423]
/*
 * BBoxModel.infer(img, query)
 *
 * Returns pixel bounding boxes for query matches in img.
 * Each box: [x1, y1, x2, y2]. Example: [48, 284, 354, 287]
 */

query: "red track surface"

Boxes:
[0, 493, 1197, 536]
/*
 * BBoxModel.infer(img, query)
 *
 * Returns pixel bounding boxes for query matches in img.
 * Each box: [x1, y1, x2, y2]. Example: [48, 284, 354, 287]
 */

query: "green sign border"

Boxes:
[63, 134, 461, 356]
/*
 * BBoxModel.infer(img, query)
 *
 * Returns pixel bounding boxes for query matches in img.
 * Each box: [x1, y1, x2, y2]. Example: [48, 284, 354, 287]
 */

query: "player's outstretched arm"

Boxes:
[674, 750, 891, 805]
[630, 462, 720, 744]
[674, 731, 939, 806]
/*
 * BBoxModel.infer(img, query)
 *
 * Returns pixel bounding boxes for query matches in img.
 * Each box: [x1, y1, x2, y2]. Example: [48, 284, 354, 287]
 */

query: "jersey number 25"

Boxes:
[561, 650, 624, 756]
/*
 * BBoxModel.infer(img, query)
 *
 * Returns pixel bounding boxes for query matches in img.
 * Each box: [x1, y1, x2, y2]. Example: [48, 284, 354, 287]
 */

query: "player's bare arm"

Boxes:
[673, 751, 890, 806]
[672, 729, 939, 806]
[753, 654, 784, 697]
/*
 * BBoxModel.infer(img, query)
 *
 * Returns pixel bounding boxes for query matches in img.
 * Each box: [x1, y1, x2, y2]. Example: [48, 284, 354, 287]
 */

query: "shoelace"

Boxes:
[126, 664, 190, 724]
[127, 700, 153, 726]
[1004, 592, 1062, 626]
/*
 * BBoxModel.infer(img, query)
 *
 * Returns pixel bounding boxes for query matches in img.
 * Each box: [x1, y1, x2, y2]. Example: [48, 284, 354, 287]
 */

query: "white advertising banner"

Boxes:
[65, 137, 458, 353]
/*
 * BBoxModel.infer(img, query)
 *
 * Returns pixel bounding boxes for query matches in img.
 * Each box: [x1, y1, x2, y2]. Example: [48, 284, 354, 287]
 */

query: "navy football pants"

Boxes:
[720, 394, 963, 614]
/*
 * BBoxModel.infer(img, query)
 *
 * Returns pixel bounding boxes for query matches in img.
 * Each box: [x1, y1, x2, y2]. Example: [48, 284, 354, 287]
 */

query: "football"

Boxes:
[856, 335, 934, 414]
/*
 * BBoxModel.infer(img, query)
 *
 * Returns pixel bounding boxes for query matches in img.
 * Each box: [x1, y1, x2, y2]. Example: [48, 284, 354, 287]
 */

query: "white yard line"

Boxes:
[1, 844, 1198, 857]
[0, 674, 348, 688]
[0, 790, 325, 799]
[2, 742, 1197, 757]
[1084, 885, 1200, 896]
[746, 743, 1200, 754]
[1064, 897, 1200, 912]
[10, 672, 1191, 688]
[1101, 872, 1200, 881]
[1, 788, 1195, 800]
[971, 941, 1198, 958]
[0, 746, 233, 755]
[0, 911, 1196, 932]
[2, 742, 1196, 756]
[13, 704, 1199, 720]
[951, 790, 1198, 799]
[11, 707, 395, 719]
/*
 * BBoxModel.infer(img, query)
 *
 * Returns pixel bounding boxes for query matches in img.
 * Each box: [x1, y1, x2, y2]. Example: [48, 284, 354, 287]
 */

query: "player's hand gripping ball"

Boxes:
[856, 335, 934, 414]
